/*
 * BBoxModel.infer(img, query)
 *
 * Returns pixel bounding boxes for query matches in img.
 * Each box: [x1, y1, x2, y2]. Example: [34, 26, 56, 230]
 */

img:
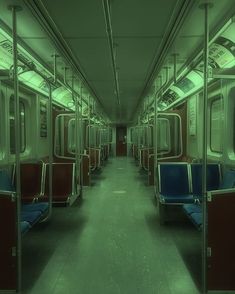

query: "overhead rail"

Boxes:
[102, 0, 121, 110]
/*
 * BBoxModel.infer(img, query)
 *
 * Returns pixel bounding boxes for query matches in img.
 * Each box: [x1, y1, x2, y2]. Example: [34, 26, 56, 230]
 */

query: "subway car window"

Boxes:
[210, 97, 224, 153]
[9, 96, 26, 154]
[157, 114, 182, 158]
[68, 118, 75, 154]
[157, 118, 171, 154]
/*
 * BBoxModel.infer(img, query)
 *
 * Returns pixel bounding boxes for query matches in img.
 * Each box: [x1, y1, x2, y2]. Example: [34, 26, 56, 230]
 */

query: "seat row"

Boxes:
[20, 202, 49, 234]
[157, 162, 221, 223]
[1, 162, 77, 234]
[0, 169, 49, 234]
[15, 162, 77, 205]
[183, 169, 235, 229]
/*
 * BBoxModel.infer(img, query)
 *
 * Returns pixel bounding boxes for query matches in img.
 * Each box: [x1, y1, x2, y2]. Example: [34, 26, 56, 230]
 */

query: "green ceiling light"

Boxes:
[0, 27, 51, 78]
[0, 27, 81, 111]
[160, 70, 203, 110]
[18, 70, 48, 94]
[52, 86, 72, 107]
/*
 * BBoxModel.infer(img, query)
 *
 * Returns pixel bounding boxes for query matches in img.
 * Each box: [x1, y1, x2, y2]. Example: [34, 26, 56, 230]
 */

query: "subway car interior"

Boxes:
[1, 0, 235, 293]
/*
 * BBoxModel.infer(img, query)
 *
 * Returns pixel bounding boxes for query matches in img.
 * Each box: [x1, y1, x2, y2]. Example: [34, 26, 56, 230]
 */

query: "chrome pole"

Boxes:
[80, 85, 84, 190]
[173, 53, 178, 84]
[154, 76, 162, 194]
[73, 75, 80, 197]
[48, 83, 53, 218]
[200, 2, 212, 293]
[9, 4, 22, 292]
[153, 80, 157, 191]
[52, 54, 59, 84]
[78, 83, 82, 192]
[147, 96, 150, 170]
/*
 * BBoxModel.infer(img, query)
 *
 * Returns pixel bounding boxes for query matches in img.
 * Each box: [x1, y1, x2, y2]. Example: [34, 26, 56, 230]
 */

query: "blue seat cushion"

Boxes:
[22, 202, 49, 214]
[160, 194, 195, 204]
[183, 204, 202, 215]
[21, 210, 42, 225]
[21, 221, 31, 234]
[190, 212, 202, 227]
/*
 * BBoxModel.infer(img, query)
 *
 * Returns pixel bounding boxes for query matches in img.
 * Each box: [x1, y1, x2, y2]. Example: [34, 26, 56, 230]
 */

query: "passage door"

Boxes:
[116, 126, 127, 156]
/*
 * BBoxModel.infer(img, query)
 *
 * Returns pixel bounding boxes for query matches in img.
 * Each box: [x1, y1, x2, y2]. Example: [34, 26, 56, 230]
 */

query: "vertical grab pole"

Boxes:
[78, 84, 82, 194]
[48, 83, 53, 218]
[154, 76, 162, 194]
[200, 2, 212, 293]
[9, 5, 22, 292]
[137, 115, 141, 165]
[147, 96, 150, 170]
[88, 95, 91, 170]
[173, 53, 178, 84]
[80, 85, 84, 192]
[153, 80, 158, 194]
[73, 76, 79, 198]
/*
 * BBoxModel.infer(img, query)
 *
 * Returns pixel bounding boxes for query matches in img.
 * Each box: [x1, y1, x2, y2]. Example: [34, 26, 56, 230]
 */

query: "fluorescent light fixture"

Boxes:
[148, 17, 235, 112]
[0, 27, 82, 111]
[208, 22, 235, 69]
[18, 70, 49, 95]
[52, 86, 72, 108]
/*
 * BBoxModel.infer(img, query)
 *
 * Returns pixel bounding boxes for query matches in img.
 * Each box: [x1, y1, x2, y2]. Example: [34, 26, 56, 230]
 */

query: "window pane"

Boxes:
[210, 97, 224, 153]
[10, 96, 26, 154]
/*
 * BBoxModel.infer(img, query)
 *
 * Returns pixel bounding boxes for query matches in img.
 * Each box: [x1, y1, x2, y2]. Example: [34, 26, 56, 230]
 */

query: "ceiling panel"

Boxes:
[115, 37, 161, 80]
[111, 0, 178, 37]
[38, 0, 179, 123]
[68, 38, 113, 81]
[2, 0, 235, 124]
[41, 0, 106, 38]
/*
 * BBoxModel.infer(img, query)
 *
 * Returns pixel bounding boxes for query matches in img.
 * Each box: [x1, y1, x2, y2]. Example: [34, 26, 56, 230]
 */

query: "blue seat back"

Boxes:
[207, 164, 220, 190]
[190, 164, 203, 195]
[191, 163, 220, 195]
[0, 169, 14, 191]
[220, 169, 235, 189]
[159, 163, 190, 195]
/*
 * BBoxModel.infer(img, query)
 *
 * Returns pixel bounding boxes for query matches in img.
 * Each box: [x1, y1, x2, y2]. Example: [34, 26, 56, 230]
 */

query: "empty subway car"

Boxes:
[1, 1, 235, 293]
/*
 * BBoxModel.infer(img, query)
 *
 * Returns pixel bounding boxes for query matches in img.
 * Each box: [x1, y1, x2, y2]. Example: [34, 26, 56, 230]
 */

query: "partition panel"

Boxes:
[207, 192, 235, 291]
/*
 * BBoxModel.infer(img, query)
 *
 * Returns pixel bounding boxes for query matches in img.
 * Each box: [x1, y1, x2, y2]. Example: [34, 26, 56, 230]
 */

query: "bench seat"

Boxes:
[21, 210, 42, 226]
[190, 212, 202, 228]
[183, 203, 202, 215]
[183, 169, 235, 229]
[159, 194, 195, 204]
[22, 202, 49, 214]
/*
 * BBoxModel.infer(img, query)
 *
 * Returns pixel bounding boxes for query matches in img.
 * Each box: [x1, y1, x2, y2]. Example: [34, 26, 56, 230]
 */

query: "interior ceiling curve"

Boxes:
[1, 0, 235, 124]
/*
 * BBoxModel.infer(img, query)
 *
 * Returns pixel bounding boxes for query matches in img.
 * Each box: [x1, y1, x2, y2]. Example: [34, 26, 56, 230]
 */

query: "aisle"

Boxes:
[22, 157, 200, 294]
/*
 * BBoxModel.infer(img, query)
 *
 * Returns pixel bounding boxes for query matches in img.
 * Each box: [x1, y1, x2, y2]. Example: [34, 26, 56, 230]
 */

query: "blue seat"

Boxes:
[183, 169, 235, 229]
[191, 163, 220, 198]
[159, 194, 195, 204]
[21, 221, 31, 234]
[190, 212, 202, 228]
[158, 163, 194, 204]
[22, 202, 49, 214]
[0, 169, 14, 191]
[21, 210, 42, 225]
[220, 169, 235, 189]
[183, 203, 202, 215]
